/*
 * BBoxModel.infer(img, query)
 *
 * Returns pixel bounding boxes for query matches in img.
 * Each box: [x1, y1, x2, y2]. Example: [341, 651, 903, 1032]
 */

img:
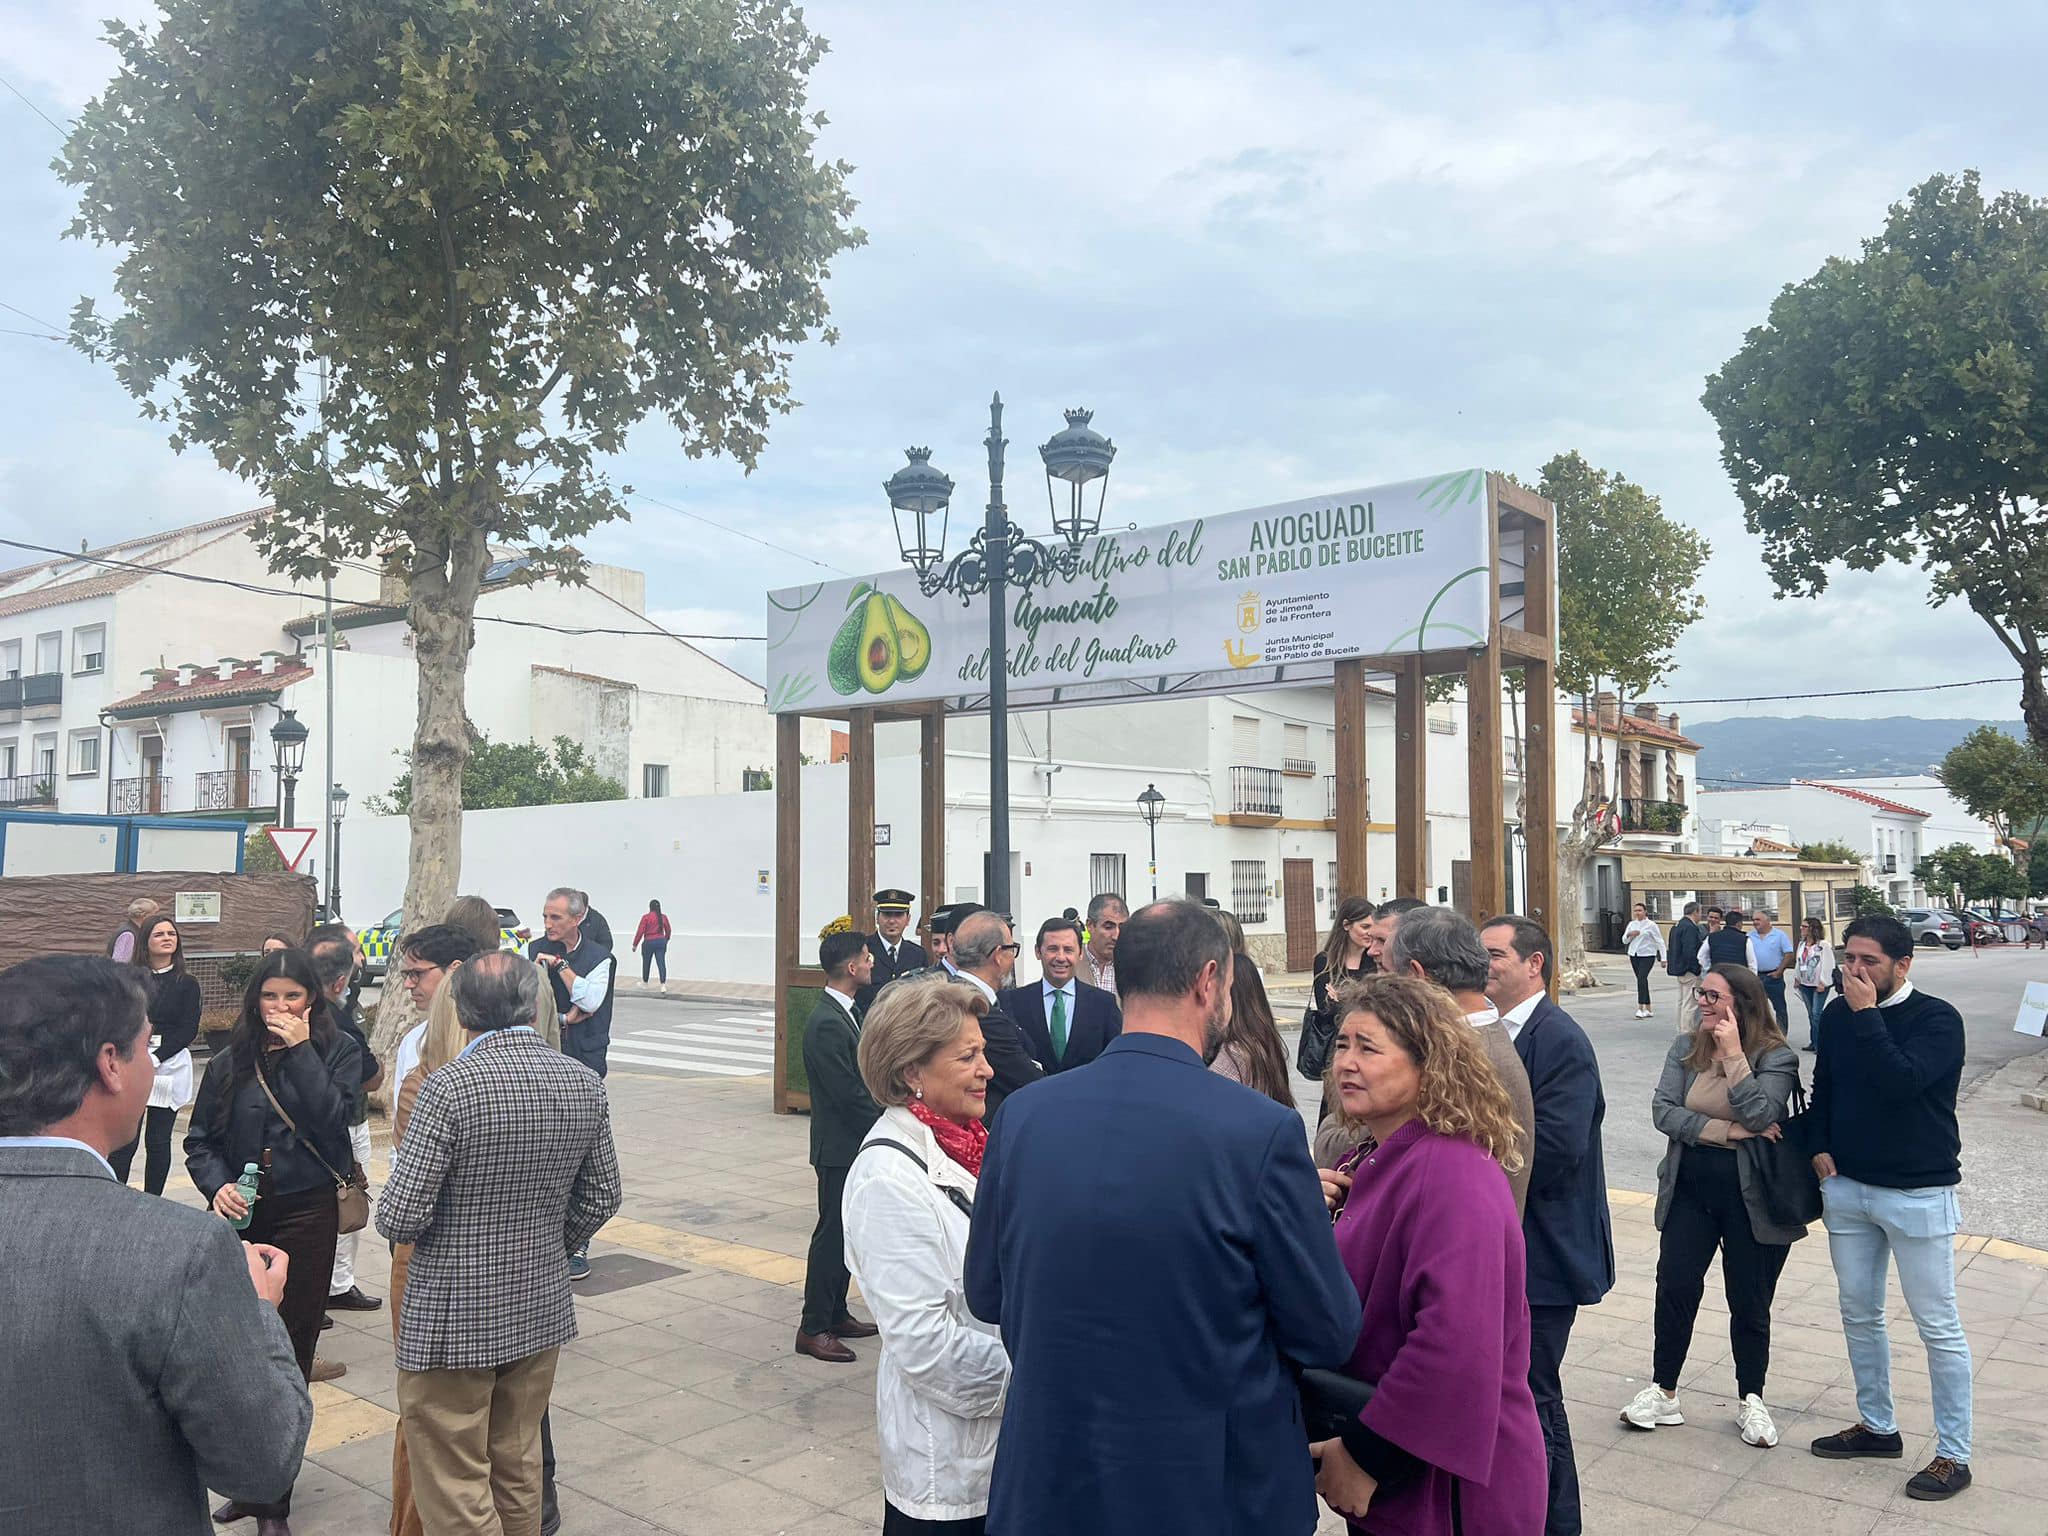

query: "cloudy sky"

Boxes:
[2, 0, 2042, 727]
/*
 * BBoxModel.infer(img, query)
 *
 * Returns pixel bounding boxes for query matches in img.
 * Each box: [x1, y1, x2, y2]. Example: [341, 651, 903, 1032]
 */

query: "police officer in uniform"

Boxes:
[855, 888, 927, 1014]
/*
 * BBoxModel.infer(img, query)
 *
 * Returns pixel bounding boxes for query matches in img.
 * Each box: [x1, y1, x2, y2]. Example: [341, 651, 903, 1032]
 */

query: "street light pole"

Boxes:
[1138, 783, 1166, 902]
[327, 783, 349, 919]
[983, 396, 1012, 913]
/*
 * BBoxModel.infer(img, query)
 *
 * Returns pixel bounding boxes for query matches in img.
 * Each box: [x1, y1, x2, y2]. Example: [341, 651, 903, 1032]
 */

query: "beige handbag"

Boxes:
[254, 1055, 371, 1234]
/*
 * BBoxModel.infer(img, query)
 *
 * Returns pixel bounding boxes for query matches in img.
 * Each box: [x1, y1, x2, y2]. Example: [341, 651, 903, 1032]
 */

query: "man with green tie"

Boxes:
[1001, 917, 1123, 1075]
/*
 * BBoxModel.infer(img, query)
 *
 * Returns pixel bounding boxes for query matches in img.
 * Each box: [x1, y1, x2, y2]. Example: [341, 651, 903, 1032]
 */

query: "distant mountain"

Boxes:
[1686, 716, 2025, 786]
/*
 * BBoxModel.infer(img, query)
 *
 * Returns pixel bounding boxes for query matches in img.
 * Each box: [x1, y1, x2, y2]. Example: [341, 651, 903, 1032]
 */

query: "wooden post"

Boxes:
[1333, 658, 1369, 899]
[1466, 643, 1505, 923]
[847, 710, 876, 922]
[1523, 655, 1558, 934]
[920, 707, 946, 933]
[1395, 656, 1427, 899]
[772, 711, 802, 1114]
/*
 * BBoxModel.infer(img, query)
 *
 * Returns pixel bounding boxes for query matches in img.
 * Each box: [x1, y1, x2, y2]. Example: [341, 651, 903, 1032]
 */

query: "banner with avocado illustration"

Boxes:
[766, 468, 1493, 715]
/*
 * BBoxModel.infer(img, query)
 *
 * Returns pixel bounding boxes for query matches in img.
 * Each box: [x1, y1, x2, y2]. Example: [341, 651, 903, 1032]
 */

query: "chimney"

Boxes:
[1634, 702, 1658, 721]
[257, 652, 280, 676]
[1666, 712, 1680, 733]
[175, 663, 197, 687]
[379, 548, 408, 607]
[1594, 691, 1620, 728]
[215, 659, 238, 682]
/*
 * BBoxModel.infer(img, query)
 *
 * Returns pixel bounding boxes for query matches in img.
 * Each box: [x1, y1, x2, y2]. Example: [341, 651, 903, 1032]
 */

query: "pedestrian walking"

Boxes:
[1621, 965, 1804, 1450]
[630, 899, 671, 989]
[1313, 975, 1545, 1535]
[108, 914, 204, 1195]
[796, 922, 882, 1364]
[1803, 915, 1973, 1502]
[1623, 903, 1666, 1018]
[1749, 910, 1795, 1030]
[858, 889, 927, 1013]
[1793, 918, 1834, 1053]
[964, 899, 1359, 1536]
[377, 953, 623, 1536]
[1, 955, 312, 1536]
[1480, 917, 1615, 1536]
[184, 948, 361, 1532]
[1667, 902, 1705, 1033]
[844, 975, 1010, 1534]
[106, 896, 160, 964]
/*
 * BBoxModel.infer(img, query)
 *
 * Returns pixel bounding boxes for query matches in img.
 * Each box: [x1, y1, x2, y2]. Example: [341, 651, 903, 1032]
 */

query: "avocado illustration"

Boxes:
[885, 594, 931, 680]
[826, 605, 865, 695]
[856, 593, 898, 693]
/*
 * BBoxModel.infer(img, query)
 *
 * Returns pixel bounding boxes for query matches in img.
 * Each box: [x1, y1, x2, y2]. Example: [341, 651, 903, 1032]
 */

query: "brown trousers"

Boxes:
[389, 1242, 423, 1536]
[397, 1347, 559, 1536]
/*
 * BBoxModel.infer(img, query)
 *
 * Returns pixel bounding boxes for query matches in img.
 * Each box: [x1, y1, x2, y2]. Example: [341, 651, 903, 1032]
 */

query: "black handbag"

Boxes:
[1296, 1004, 1336, 1079]
[1300, 1367, 1376, 1444]
[1745, 1083, 1822, 1229]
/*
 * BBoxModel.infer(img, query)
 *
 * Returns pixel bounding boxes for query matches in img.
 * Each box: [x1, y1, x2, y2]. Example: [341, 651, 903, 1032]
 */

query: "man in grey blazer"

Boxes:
[0, 955, 311, 1536]
[378, 950, 623, 1534]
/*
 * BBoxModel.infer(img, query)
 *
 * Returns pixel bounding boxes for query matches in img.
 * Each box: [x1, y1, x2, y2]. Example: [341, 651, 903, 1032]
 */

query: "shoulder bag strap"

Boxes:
[862, 1136, 974, 1217]
[252, 1054, 350, 1187]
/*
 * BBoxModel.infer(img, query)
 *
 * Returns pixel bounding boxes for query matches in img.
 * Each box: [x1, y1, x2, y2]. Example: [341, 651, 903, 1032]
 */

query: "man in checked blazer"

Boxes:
[378, 951, 622, 1535]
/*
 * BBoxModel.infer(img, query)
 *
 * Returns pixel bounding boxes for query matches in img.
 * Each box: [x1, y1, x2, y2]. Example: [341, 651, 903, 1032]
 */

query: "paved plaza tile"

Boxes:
[253, 1072, 2048, 1536]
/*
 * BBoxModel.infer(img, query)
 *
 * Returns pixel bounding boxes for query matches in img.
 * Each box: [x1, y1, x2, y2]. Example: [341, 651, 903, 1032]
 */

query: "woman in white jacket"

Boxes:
[1623, 902, 1667, 1020]
[844, 975, 1009, 1535]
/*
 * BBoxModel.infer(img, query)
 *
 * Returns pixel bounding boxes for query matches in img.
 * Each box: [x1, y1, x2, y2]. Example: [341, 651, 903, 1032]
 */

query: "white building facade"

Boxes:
[1694, 780, 1934, 908]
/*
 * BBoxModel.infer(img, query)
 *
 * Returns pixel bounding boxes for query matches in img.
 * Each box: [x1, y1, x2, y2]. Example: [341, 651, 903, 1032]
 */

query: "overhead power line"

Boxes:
[628, 489, 851, 576]
[0, 299, 67, 333]
[0, 70, 67, 136]
[0, 535, 766, 642]
[1642, 677, 2018, 707]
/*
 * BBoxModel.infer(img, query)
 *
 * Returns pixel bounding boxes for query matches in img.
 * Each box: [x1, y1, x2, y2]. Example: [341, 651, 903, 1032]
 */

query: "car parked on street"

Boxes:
[1901, 907, 1965, 950]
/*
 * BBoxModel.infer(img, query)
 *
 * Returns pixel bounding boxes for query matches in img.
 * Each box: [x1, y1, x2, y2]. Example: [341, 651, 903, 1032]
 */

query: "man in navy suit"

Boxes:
[999, 916, 1122, 1073]
[966, 899, 1359, 1536]
[1482, 917, 1616, 1536]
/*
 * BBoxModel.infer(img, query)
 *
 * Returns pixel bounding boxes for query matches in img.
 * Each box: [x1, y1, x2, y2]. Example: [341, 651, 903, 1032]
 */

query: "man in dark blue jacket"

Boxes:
[998, 916, 1122, 1073]
[1483, 917, 1615, 1536]
[965, 899, 1359, 1536]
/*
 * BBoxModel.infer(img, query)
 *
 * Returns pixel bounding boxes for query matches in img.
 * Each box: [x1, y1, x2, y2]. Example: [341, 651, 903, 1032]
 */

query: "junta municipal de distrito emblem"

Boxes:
[1237, 591, 1261, 633]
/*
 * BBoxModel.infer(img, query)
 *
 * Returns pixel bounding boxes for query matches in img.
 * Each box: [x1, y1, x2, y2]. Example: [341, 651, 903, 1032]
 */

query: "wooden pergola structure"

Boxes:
[772, 473, 1558, 1113]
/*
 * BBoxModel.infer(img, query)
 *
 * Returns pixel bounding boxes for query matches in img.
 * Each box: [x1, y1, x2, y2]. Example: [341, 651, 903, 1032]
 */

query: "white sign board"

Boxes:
[174, 891, 222, 924]
[2016, 981, 2048, 1038]
[766, 469, 1492, 714]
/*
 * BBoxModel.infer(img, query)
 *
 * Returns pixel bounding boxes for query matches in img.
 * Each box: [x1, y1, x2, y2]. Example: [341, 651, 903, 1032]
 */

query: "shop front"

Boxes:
[1606, 852, 1865, 950]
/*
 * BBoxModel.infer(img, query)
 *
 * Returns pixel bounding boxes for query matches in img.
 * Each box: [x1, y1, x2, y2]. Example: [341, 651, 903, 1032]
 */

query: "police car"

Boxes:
[358, 906, 526, 979]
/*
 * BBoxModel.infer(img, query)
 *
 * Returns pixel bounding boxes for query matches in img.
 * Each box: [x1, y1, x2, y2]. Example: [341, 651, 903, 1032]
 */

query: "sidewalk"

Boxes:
[277, 1073, 2048, 1536]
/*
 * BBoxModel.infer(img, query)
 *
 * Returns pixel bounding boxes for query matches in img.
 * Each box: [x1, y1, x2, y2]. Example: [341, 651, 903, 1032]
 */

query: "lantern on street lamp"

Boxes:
[1137, 782, 1166, 902]
[1039, 408, 1117, 547]
[270, 708, 309, 829]
[886, 447, 955, 579]
[327, 783, 349, 920]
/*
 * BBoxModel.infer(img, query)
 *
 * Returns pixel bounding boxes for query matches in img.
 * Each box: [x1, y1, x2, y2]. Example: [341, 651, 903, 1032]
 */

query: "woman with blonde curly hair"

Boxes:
[1311, 974, 1545, 1535]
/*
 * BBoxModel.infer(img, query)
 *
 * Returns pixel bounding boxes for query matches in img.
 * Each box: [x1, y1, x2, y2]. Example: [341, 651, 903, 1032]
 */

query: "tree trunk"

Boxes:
[369, 525, 489, 1059]
[1552, 689, 1618, 992]
[2021, 658, 2048, 762]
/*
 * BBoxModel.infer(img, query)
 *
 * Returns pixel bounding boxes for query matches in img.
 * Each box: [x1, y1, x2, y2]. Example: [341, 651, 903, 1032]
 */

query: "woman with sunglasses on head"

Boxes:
[1621, 964, 1803, 1450]
[185, 948, 361, 1536]
[108, 914, 205, 1195]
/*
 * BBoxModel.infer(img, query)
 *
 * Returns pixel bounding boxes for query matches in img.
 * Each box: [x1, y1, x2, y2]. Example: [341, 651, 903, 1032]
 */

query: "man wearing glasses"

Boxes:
[945, 910, 1044, 1115]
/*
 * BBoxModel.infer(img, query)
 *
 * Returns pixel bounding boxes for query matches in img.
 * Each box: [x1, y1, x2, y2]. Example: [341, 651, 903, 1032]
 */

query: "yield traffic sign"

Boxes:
[264, 827, 317, 871]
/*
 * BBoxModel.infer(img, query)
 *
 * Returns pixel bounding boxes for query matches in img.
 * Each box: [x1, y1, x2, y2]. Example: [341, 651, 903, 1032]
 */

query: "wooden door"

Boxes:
[1282, 858, 1316, 972]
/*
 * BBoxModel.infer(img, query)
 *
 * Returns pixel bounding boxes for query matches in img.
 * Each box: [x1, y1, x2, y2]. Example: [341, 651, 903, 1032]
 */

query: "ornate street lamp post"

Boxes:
[1137, 783, 1166, 902]
[327, 783, 349, 920]
[270, 707, 309, 831]
[888, 396, 1115, 913]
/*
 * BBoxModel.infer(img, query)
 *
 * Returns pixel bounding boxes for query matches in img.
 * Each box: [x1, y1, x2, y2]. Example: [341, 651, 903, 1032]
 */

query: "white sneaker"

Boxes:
[1737, 1393, 1779, 1448]
[1620, 1386, 1684, 1430]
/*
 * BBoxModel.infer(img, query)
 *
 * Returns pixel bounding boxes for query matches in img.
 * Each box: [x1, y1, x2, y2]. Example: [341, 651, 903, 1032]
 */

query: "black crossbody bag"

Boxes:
[866, 1138, 975, 1218]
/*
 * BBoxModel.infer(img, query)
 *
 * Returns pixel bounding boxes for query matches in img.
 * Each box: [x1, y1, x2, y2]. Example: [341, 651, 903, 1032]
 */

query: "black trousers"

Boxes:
[239, 1184, 338, 1517]
[1527, 1302, 1581, 1536]
[110, 1104, 179, 1195]
[1653, 1145, 1791, 1400]
[800, 1164, 853, 1336]
[883, 1504, 983, 1535]
[1629, 953, 1656, 1007]
[1761, 974, 1789, 1028]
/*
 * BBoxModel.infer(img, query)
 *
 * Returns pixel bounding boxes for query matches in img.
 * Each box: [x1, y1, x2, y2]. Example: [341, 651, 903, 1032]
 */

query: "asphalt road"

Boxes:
[1286, 944, 2048, 1248]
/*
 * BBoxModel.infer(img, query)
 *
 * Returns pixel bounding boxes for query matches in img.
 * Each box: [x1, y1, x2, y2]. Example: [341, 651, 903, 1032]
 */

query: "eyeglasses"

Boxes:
[1698, 988, 1732, 1003]
[397, 966, 442, 984]
[996, 942, 1023, 955]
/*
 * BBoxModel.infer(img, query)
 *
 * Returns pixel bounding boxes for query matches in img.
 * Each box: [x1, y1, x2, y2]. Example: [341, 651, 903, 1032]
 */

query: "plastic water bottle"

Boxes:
[228, 1162, 262, 1231]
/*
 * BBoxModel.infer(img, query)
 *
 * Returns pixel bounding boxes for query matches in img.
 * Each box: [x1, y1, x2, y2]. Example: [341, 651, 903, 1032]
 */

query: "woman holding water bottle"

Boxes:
[186, 948, 360, 1535]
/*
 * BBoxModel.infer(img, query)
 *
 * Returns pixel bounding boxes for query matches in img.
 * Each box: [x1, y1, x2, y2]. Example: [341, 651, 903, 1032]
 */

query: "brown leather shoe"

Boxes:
[310, 1357, 347, 1383]
[831, 1315, 880, 1339]
[794, 1329, 856, 1363]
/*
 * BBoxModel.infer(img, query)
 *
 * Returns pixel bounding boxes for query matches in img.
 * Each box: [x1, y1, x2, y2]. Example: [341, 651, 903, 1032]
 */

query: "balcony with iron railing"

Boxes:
[0, 773, 58, 809]
[112, 776, 170, 815]
[195, 768, 268, 812]
[0, 672, 62, 718]
[1282, 756, 1318, 777]
[1229, 765, 1283, 819]
[1618, 797, 1688, 835]
[1324, 775, 1371, 823]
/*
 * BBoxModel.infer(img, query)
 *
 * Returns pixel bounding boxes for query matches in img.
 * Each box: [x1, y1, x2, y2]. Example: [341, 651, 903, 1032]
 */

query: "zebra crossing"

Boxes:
[608, 1008, 777, 1078]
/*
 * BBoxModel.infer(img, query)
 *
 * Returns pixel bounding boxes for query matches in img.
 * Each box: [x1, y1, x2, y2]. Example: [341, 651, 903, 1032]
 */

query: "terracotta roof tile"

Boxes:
[1797, 780, 1931, 819]
[107, 662, 312, 718]
[0, 567, 147, 619]
[1570, 709, 1701, 751]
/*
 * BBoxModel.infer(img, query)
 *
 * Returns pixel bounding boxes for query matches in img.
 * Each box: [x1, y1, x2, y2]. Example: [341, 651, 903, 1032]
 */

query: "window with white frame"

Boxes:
[33, 734, 57, 779]
[642, 763, 669, 798]
[1231, 859, 1269, 923]
[0, 739, 15, 776]
[1282, 722, 1313, 774]
[70, 730, 100, 776]
[1230, 713, 1261, 763]
[73, 625, 105, 675]
[1089, 853, 1127, 900]
[34, 632, 61, 676]
[0, 639, 18, 679]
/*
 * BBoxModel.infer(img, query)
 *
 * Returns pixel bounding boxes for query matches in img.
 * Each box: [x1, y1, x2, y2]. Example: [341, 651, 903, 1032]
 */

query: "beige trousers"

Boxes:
[397, 1347, 559, 1536]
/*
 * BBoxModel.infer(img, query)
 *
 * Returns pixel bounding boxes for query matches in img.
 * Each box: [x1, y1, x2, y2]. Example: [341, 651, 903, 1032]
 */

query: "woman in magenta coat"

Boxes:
[1314, 974, 1547, 1534]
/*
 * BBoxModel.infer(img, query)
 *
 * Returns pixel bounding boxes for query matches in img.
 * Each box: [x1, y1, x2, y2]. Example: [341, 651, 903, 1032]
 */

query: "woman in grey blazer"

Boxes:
[1621, 964, 1803, 1451]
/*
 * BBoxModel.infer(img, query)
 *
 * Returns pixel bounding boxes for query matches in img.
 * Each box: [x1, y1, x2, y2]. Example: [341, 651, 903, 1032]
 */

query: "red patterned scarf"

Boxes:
[909, 1098, 988, 1176]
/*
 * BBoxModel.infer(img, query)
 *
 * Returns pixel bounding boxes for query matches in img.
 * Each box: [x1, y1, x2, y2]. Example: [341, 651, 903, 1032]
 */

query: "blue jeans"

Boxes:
[1821, 1174, 1973, 1461]
[1761, 974, 1789, 1028]
[1798, 984, 1827, 1045]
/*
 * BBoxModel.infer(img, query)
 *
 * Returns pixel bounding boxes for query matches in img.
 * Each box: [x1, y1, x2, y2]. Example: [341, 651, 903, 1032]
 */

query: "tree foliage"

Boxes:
[1797, 839, 1863, 866]
[1702, 171, 2048, 749]
[1543, 451, 1711, 700]
[1936, 725, 2048, 859]
[1915, 842, 2026, 908]
[372, 730, 625, 814]
[59, 0, 861, 985]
